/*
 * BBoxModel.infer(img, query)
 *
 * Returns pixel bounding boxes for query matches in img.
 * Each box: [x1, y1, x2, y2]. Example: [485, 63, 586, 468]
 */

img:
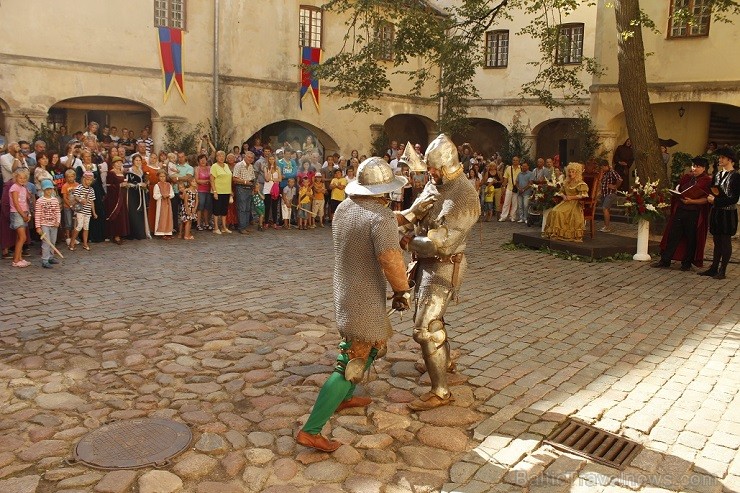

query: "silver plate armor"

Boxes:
[410, 173, 481, 303]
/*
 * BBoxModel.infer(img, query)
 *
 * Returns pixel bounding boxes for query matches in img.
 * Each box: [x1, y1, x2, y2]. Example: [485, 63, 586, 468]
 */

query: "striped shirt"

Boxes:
[73, 185, 96, 216]
[34, 196, 61, 227]
[137, 137, 154, 153]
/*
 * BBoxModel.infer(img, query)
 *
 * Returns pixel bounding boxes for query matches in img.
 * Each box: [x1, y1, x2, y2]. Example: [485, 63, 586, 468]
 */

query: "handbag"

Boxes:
[510, 167, 519, 194]
[270, 181, 280, 200]
[72, 188, 90, 213]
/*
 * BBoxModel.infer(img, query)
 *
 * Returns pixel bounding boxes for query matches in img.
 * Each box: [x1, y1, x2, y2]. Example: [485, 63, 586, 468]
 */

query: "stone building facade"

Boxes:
[0, 0, 737, 161]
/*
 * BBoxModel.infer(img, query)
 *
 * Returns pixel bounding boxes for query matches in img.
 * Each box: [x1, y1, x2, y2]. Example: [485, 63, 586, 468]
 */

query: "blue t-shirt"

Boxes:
[173, 164, 194, 193]
[516, 170, 534, 196]
[279, 159, 297, 188]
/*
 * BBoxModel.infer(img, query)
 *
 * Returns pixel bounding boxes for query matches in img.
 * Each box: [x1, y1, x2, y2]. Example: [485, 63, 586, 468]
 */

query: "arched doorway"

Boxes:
[383, 114, 435, 149]
[452, 118, 507, 157]
[534, 118, 582, 165]
[49, 96, 157, 148]
[247, 120, 340, 159]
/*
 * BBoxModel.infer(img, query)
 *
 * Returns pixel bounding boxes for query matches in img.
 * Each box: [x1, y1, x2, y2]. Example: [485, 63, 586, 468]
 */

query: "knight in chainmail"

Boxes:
[296, 157, 413, 453]
[396, 134, 481, 411]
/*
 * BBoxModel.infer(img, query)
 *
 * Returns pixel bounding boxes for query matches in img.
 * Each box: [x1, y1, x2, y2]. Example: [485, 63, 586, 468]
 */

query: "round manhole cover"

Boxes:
[73, 418, 192, 470]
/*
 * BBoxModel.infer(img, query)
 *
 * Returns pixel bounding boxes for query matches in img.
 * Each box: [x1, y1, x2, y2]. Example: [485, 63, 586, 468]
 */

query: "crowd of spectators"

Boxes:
[0, 121, 577, 269]
[5, 120, 732, 269]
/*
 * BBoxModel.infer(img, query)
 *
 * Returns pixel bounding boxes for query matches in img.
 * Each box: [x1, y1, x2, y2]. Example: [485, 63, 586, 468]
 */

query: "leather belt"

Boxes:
[416, 253, 464, 288]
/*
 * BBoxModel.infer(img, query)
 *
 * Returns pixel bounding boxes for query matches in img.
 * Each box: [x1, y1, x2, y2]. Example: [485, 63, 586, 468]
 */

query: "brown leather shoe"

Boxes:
[407, 392, 454, 411]
[336, 396, 371, 412]
[295, 430, 341, 452]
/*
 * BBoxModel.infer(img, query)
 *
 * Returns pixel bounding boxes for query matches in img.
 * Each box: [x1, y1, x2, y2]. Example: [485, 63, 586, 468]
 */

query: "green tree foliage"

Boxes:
[314, 0, 738, 182]
[20, 115, 57, 152]
[315, 0, 603, 134]
[570, 112, 607, 161]
[207, 118, 235, 153]
[162, 120, 202, 155]
[501, 116, 531, 163]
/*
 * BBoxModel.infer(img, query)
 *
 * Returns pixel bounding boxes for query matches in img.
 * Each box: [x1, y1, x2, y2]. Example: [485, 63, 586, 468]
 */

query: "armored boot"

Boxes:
[408, 340, 454, 411]
[415, 340, 456, 374]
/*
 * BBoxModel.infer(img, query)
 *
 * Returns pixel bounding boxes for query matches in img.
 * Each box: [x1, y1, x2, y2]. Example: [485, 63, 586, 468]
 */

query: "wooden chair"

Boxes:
[582, 171, 602, 239]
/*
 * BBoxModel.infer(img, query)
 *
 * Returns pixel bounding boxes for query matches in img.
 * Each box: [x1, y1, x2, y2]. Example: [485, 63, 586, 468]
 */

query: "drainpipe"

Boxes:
[212, 0, 219, 143]
[438, 63, 444, 134]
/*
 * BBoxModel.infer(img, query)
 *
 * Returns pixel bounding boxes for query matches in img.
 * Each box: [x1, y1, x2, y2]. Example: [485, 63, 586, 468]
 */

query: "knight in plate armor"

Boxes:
[396, 134, 481, 411]
[296, 157, 413, 452]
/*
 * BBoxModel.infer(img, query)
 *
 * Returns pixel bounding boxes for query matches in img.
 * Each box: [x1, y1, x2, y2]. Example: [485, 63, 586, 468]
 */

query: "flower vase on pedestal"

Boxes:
[633, 218, 651, 261]
[541, 208, 552, 233]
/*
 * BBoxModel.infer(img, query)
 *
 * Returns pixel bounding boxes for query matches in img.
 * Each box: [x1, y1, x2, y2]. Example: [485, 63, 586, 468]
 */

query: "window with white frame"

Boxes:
[155, 0, 186, 30]
[669, 0, 711, 38]
[485, 30, 509, 68]
[556, 23, 584, 65]
[299, 6, 323, 48]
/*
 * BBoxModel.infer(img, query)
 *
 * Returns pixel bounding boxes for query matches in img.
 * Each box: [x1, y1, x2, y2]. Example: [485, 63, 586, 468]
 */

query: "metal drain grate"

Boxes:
[544, 418, 642, 470]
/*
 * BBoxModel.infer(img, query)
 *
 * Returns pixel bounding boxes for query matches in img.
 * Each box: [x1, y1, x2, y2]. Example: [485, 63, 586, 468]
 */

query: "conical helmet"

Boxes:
[398, 141, 425, 172]
[424, 134, 463, 179]
[345, 157, 408, 196]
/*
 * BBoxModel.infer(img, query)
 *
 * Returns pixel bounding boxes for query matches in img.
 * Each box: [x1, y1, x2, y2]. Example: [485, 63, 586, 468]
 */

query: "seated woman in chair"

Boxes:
[543, 162, 589, 242]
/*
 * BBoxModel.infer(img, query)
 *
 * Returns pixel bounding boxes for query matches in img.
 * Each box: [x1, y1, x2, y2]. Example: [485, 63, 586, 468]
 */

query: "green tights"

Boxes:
[302, 341, 377, 435]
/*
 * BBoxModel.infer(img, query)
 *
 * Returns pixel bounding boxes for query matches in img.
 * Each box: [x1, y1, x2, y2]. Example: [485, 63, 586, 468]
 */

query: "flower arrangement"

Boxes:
[530, 175, 562, 211]
[618, 176, 670, 222]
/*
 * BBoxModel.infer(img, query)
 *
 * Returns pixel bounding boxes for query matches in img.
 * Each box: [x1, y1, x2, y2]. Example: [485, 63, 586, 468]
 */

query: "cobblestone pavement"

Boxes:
[0, 220, 738, 493]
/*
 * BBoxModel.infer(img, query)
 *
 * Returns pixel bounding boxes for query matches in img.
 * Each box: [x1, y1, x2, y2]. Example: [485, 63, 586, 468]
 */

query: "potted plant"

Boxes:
[618, 177, 670, 261]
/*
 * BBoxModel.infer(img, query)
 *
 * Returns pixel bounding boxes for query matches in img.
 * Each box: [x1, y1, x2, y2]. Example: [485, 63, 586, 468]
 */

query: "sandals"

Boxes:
[185, 236, 195, 240]
[82, 245, 90, 251]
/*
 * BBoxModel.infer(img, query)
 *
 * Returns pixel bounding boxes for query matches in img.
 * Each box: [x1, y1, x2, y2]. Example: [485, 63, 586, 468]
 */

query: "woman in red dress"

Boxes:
[104, 157, 129, 244]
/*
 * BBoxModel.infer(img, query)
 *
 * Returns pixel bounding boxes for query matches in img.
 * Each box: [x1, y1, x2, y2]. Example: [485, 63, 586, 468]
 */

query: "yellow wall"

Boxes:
[594, 2, 740, 86]
[473, 3, 597, 102]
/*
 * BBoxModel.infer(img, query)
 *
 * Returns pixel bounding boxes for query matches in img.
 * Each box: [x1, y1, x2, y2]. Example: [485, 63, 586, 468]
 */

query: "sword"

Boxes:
[40, 233, 65, 259]
[291, 203, 320, 216]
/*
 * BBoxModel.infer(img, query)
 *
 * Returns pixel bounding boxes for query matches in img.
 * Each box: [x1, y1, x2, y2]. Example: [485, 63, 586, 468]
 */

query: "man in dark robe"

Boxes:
[654, 156, 711, 270]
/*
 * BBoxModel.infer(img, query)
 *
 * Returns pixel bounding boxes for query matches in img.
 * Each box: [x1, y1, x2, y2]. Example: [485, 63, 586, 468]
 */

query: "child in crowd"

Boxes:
[69, 171, 97, 251]
[483, 177, 495, 222]
[61, 169, 78, 245]
[329, 168, 347, 221]
[9, 169, 31, 268]
[152, 171, 175, 239]
[282, 178, 297, 230]
[34, 180, 61, 268]
[252, 182, 265, 231]
[179, 177, 198, 240]
[311, 173, 326, 227]
[298, 176, 313, 230]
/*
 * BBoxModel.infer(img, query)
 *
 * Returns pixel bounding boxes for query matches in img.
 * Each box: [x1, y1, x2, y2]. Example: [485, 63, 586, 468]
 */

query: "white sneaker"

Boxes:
[498, 218, 506, 222]
[599, 226, 611, 233]
[517, 219, 524, 223]
[65, 238, 70, 245]
[510, 218, 516, 222]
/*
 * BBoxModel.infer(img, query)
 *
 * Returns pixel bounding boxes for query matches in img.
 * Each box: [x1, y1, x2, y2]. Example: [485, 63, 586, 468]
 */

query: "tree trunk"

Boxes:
[614, 0, 668, 185]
